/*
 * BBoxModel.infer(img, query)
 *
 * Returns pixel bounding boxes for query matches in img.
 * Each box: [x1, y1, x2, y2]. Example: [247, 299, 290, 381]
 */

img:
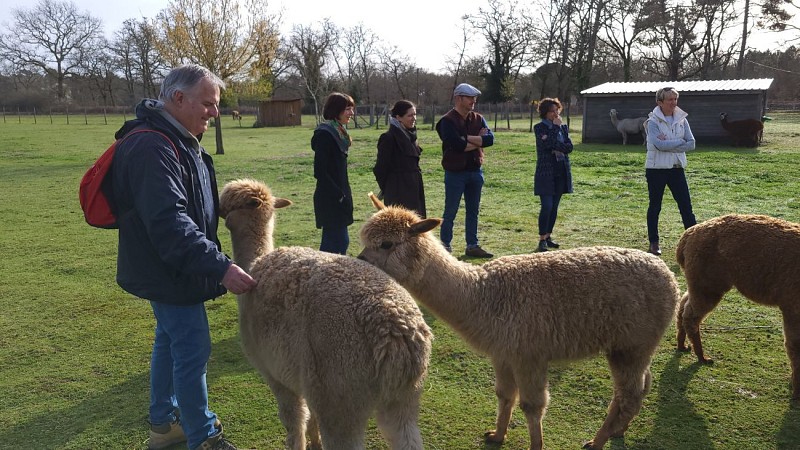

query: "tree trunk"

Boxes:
[215, 118, 225, 155]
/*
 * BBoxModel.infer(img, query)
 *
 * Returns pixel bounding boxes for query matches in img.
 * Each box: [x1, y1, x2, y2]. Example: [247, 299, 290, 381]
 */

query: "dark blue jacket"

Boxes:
[111, 100, 230, 305]
[533, 120, 574, 196]
[312, 124, 354, 229]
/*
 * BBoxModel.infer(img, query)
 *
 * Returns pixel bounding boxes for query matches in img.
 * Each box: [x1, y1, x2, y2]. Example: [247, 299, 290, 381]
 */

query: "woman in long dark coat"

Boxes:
[373, 100, 427, 218]
[312, 92, 355, 254]
[533, 97, 573, 252]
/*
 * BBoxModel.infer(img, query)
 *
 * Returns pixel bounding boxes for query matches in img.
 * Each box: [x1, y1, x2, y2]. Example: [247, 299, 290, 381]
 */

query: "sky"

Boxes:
[0, 0, 796, 74]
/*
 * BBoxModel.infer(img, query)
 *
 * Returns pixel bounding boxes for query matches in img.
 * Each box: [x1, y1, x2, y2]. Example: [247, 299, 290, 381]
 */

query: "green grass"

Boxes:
[1, 112, 800, 449]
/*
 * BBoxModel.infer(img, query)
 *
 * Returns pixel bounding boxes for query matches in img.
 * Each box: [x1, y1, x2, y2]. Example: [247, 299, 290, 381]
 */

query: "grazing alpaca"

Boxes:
[219, 179, 431, 450]
[609, 109, 648, 145]
[676, 214, 800, 404]
[358, 195, 680, 450]
[231, 110, 242, 121]
[719, 112, 763, 147]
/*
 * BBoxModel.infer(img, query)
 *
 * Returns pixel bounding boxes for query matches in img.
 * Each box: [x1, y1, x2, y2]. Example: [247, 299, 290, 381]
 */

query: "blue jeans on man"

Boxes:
[441, 168, 484, 250]
[150, 301, 219, 449]
[646, 167, 697, 243]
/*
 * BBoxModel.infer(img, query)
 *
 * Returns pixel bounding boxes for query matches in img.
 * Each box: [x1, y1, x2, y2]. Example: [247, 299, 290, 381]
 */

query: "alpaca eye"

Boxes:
[380, 241, 393, 250]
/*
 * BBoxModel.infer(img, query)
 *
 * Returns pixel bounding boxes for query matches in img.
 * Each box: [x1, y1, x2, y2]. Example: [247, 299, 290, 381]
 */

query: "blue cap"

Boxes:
[454, 83, 481, 97]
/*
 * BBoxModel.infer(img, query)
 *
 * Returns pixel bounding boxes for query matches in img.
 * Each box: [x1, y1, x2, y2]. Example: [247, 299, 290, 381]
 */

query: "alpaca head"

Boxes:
[358, 193, 443, 284]
[609, 109, 617, 118]
[219, 178, 292, 236]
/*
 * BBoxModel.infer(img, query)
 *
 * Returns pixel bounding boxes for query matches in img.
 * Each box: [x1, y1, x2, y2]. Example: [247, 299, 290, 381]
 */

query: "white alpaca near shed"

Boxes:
[610, 109, 648, 145]
[358, 196, 680, 450]
[219, 179, 431, 450]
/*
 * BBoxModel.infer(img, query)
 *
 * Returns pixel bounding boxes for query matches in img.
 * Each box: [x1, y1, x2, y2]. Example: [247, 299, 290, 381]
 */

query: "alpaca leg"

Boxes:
[312, 397, 370, 450]
[681, 286, 727, 364]
[512, 363, 549, 450]
[306, 412, 322, 450]
[265, 376, 308, 450]
[375, 391, 423, 450]
[677, 292, 690, 352]
[780, 306, 800, 406]
[586, 351, 653, 449]
[485, 359, 519, 443]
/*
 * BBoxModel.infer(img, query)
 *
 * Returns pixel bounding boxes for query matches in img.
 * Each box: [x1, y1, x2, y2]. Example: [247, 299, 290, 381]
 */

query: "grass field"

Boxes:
[1, 111, 800, 449]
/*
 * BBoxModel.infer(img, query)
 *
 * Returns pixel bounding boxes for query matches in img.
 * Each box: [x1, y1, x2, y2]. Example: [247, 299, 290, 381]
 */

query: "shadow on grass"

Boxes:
[8, 335, 251, 449]
[776, 404, 800, 449]
[613, 352, 713, 450]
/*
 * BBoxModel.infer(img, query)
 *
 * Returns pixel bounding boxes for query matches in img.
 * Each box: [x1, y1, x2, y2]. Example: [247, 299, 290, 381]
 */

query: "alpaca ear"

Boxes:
[409, 218, 442, 236]
[274, 198, 292, 209]
[368, 192, 386, 210]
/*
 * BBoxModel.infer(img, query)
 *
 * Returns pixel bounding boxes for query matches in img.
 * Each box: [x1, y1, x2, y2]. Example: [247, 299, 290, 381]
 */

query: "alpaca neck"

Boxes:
[610, 113, 619, 127]
[405, 244, 490, 348]
[230, 216, 274, 273]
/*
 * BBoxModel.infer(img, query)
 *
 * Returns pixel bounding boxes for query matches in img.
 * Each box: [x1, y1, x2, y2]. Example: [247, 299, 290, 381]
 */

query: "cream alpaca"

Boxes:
[358, 195, 680, 450]
[219, 179, 431, 450]
[676, 214, 800, 404]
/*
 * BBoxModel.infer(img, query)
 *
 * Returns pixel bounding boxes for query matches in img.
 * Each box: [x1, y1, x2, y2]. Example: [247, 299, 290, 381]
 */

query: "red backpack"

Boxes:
[79, 129, 178, 228]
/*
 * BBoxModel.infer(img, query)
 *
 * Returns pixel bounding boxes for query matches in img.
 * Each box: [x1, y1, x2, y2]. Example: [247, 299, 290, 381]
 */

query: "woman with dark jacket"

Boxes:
[312, 92, 355, 254]
[373, 100, 426, 218]
[533, 97, 574, 252]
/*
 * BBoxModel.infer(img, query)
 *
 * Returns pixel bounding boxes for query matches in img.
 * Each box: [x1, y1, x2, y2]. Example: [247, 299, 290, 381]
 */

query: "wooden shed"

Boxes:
[579, 79, 773, 145]
[256, 98, 302, 127]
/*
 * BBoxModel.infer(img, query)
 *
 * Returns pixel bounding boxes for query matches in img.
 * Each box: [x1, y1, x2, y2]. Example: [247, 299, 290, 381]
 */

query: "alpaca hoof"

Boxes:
[698, 356, 714, 365]
[484, 430, 505, 443]
[677, 344, 691, 353]
[582, 441, 598, 449]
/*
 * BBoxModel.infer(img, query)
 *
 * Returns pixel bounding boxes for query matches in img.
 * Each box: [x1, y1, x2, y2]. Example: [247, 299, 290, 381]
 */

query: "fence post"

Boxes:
[50, 108, 53, 124]
[84, 108, 88, 125]
[103, 107, 107, 125]
[66, 106, 70, 125]
[33, 107, 37, 124]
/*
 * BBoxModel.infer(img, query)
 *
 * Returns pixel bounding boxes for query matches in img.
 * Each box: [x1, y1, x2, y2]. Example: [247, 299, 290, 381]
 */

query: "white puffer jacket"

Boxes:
[645, 105, 695, 169]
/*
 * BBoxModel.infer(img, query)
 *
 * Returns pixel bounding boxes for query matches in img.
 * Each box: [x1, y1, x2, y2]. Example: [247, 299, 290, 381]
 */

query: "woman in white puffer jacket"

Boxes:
[644, 87, 698, 256]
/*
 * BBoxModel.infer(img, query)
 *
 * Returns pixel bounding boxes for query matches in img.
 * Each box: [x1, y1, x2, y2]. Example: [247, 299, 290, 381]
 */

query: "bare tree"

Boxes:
[156, 0, 281, 154]
[379, 45, 414, 100]
[0, 0, 104, 101]
[288, 19, 339, 124]
[333, 23, 380, 103]
[600, 0, 647, 81]
[638, 0, 704, 80]
[472, 0, 537, 103]
[111, 18, 165, 101]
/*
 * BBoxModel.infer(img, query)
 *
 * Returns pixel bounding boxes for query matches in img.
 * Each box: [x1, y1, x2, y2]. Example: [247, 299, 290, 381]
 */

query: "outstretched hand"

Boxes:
[222, 263, 257, 294]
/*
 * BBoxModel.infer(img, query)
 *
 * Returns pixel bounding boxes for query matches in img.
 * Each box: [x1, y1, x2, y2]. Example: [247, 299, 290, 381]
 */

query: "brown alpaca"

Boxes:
[719, 112, 763, 147]
[219, 179, 431, 449]
[676, 214, 800, 404]
[231, 110, 242, 121]
[358, 194, 680, 450]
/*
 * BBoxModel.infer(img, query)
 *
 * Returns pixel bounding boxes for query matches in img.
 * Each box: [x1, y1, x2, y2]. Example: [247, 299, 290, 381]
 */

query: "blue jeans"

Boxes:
[646, 168, 697, 243]
[150, 301, 218, 449]
[320, 226, 349, 255]
[441, 169, 484, 248]
[538, 194, 562, 236]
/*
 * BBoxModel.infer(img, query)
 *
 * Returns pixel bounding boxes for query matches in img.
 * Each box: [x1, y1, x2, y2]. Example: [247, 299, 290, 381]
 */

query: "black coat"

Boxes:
[533, 120, 574, 196]
[312, 125, 353, 228]
[373, 125, 427, 218]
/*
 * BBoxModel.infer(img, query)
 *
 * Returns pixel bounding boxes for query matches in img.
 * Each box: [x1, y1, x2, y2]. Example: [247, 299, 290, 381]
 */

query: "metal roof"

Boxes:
[581, 79, 774, 95]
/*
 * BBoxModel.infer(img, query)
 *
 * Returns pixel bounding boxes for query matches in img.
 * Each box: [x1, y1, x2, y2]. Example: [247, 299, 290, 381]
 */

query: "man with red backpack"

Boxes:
[111, 64, 255, 450]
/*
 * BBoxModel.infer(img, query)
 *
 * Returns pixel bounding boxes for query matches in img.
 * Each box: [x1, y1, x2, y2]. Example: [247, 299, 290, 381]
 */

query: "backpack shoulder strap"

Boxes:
[121, 129, 180, 160]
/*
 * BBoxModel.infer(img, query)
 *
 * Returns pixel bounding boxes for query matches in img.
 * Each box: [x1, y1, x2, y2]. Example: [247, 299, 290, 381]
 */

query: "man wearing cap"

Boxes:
[435, 83, 495, 258]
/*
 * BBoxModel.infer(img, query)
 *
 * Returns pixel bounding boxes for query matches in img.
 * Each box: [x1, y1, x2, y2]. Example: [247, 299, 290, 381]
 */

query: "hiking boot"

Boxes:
[442, 244, 453, 253]
[465, 246, 493, 258]
[148, 420, 186, 450]
[536, 240, 549, 253]
[194, 431, 238, 450]
[648, 242, 662, 256]
[545, 237, 560, 248]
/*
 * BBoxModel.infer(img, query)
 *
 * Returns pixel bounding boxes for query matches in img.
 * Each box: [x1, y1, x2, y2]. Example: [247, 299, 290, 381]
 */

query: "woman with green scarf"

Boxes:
[312, 92, 355, 254]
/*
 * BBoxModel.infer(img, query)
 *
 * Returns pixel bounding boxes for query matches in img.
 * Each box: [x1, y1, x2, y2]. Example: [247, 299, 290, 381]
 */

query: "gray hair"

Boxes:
[656, 86, 679, 102]
[159, 64, 226, 103]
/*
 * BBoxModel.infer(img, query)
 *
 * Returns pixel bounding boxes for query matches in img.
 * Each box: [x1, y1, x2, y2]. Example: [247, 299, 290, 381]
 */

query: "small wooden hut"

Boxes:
[256, 98, 303, 127]
[579, 79, 773, 145]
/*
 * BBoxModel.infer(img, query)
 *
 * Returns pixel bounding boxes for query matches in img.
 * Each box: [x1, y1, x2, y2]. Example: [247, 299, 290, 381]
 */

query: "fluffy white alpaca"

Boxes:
[358, 195, 679, 450]
[219, 179, 431, 450]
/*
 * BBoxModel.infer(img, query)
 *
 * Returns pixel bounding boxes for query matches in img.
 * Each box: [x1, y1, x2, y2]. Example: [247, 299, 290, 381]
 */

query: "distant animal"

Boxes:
[358, 195, 680, 450]
[719, 112, 763, 147]
[231, 110, 242, 121]
[219, 179, 431, 450]
[609, 109, 648, 145]
[676, 214, 800, 405]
